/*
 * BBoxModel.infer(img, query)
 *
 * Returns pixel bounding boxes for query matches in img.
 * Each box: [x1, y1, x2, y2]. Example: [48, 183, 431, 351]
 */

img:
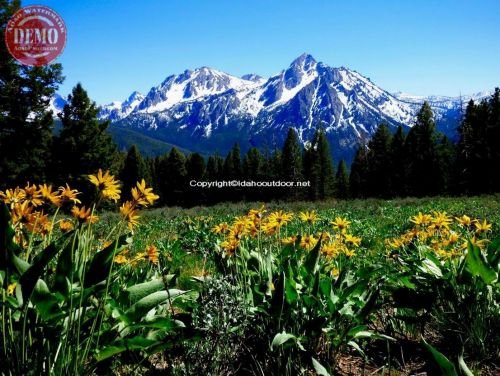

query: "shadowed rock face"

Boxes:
[96, 54, 489, 162]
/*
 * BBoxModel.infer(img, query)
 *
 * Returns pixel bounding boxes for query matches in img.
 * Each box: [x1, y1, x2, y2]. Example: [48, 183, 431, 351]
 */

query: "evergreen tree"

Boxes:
[389, 126, 407, 197]
[366, 123, 392, 197]
[243, 147, 263, 180]
[120, 145, 150, 200]
[316, 129, 335, 199]
[486, 88, 500, 191]
[334, 160, 349, 199]
[281, 128, 303, 180]
[157, 147, 187, 206]
[186, 152, 206, 180]
[303, 143, 320, 200]
[404, 102, 441, 196]
[281, 128, 303, 199]
[206, 156, 218, 180]
[54, 84, 118, 188]
[456, 100, 489, 194]
[0, 0, 64, 186]
[435, 134, 456, 193]
[229, 143, 242, 179]
[186, 152, 206, 206]
[349, 145, 369, 198]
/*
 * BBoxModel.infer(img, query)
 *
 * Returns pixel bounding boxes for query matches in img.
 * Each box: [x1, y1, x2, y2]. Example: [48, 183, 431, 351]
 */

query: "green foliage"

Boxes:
[335, 160, 349, 199]
[120, 145, 151, 200]
[0, 0, 64, 187]
[54, 84, 118, 187]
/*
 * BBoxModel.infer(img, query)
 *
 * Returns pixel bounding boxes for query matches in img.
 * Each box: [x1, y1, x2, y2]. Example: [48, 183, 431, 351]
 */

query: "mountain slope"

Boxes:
[79, 54, 494, 162]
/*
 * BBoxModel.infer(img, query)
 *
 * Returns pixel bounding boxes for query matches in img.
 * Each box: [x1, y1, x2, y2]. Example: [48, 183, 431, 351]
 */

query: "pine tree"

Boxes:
[389, 126, 407, 197]
[281, 128, 303, 180]
[186, 152, 206, 180]
[335, 160, 349, 199]
[54, 83, 118, 188]
[349, 145, 369, 198]
[303, 143, 320, 200]
[456, 100, 489, 194]
[243, 148, 263, 180]
[316, 129, 335, 199]
[435, 134, 456, 193]
[120, 145, 150, 199]
[486, 88, 500, 191]
[185, 152, 206, 206]
[0, 0, 64, 187]
[156, 147, 187, 205]
[281, 128, 303, 199]
[404, 102, 440, 196]
[229, 143, 242, 179]
[366, 123, 392, 197]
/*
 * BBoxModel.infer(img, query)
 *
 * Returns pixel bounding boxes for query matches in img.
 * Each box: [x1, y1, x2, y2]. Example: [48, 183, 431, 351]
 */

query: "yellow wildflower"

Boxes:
[300, 234, 318, 250]
[410, 212, 432, 227]
[455, 215, 477, 227]
[330, 216, 351, 231]
[59, 220, 74, 233]
[58, 184, 81, 204]
[120, 201, 140, 230]
[474, 219, 492, 234]
[344, 234, 362, 247]
[88, 169, 121, 202]
[281, 236, 297, 246]
[0, 187, 26, 208]
[212, 222, 230, 234]
[145, 245, 159, 264]
[39, 184, 61, 207]
[267, 210, 293, 228]
[23, 183, 43, 207]
[113, 254, 129, 264]
[11, 201, 33, 225]
[131, 179, 159, 207]
[248, 205, 266, 222]
[221, 238, 239, 255]
[299, 210, 319, 225]
[430, 211, 452, 230]
[71, 206, 99, 224]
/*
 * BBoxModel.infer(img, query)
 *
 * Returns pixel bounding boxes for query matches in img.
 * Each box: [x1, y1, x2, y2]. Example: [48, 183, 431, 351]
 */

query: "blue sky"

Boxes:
[22, 0, 500, 104]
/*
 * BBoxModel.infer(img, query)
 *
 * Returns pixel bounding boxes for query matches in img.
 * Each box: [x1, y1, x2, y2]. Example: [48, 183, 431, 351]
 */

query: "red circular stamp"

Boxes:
[4, 5, 66, 66]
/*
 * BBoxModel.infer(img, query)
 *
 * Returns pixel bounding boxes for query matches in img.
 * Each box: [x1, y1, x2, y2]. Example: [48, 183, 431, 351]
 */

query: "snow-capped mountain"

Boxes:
[99, 91, 145, 122]
[48, 93, 67, 115]
[92, 54, 492, 161]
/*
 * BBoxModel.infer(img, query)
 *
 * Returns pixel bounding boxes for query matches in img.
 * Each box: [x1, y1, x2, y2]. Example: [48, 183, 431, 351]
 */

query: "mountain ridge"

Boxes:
[51, 54, 494, 162]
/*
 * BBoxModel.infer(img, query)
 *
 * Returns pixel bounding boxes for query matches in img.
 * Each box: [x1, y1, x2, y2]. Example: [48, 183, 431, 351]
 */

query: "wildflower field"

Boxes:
[0, 172, 499, 375]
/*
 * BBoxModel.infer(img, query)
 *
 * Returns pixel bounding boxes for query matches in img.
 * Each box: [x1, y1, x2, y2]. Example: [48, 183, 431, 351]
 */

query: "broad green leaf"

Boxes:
[54, 236, 78, 296]
[0, 202, 21, 270]
[19, 235, 70, 304]
[124, 276, 175, 304]
[95, 336, 159, 361]
[466, 242, 497, 284]
[84, 235, 128, 288]
[351, 330, 394, 342]
[422, 338, 458, 376]
[126, 289, 186, 321]
[271, 332, 296, 348]
[303, 235, 322, 275]
[419, 258, 443, 278]
[347, 340, 365, 358]
[311, 357, 331, 376]
[284, 275, 298, 305]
